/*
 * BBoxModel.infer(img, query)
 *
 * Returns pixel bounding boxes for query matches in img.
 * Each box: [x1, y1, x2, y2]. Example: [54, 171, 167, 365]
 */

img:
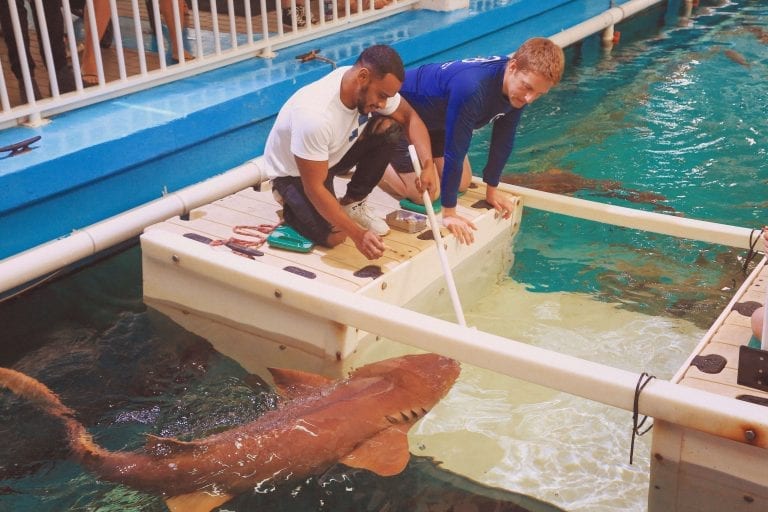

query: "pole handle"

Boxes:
[408, 145, 466, 327]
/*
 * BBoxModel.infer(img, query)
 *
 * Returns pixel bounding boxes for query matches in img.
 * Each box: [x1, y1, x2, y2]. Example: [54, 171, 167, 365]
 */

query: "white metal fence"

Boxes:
[0, 0, 416, 129]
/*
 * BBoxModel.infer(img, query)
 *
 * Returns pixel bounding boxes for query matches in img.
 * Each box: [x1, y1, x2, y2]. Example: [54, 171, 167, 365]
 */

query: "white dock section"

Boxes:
[141, 177, 521, 377]
[649, 258, 768, 512]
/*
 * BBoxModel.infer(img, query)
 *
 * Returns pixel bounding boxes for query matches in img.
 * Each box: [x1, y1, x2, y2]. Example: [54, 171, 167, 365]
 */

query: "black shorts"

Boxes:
[390, 130, 446, 173]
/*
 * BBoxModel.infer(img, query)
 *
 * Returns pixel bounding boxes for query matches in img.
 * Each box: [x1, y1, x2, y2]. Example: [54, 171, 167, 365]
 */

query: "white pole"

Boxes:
[407, 145, 466, 327]
[496, 181, 755, 249]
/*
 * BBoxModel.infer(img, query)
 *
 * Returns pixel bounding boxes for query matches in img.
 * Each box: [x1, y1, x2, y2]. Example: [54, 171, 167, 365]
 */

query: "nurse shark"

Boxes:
[0, 353, 460, 512]
[501, 168, 675, 213]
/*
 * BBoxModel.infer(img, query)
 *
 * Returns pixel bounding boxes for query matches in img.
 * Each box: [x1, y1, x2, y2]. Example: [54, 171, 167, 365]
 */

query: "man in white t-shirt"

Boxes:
[264, 45, 437, 261]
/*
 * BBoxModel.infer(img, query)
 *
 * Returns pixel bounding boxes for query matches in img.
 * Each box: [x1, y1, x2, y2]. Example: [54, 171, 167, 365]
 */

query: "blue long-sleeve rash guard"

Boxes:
[400, 56, 524, 208]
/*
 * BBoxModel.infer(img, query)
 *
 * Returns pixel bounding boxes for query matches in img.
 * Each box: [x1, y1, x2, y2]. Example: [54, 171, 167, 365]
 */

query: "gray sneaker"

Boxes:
[343, 199, 389, 236]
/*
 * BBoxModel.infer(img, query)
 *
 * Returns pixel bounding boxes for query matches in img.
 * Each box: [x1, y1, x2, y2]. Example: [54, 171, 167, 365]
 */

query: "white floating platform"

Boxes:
[649, 257, 768, 511]
[141, 177, 521, 377]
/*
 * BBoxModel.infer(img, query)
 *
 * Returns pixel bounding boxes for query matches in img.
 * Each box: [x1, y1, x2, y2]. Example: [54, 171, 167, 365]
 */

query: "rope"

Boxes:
[209, 224, 278, 253]
[233, 224, 278, 237]
[209, 237, 266, 249]
[629, 372, 655, 465]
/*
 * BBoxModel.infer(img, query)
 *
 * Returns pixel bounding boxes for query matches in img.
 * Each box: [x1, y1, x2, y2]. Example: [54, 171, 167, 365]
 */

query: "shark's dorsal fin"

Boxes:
[145, 434, 201, 457]
[339, 424, 411, 476]
[166, 491, 233, 512]
[268, 367, 334, 400]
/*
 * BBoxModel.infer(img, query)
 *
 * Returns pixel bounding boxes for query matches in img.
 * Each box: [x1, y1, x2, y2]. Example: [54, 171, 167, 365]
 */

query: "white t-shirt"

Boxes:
[263, 66, 401, 179]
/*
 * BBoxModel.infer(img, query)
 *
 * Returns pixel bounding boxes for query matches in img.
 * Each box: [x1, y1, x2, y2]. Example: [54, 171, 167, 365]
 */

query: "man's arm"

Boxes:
[389, 98, 438, 200]
[296, 156, 385, 260]
[481, 110, 523, 220]
[439, 85, 482, 244]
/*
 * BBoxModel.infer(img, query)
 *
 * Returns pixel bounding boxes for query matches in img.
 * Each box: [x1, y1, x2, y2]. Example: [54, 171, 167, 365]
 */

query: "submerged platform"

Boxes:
[141, 168, 520, 377]
[649, 256, 768, 511]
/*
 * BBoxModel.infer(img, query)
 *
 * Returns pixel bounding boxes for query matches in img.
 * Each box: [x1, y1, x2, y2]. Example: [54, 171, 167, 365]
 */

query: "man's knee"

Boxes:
[325, 230, 347, 247]
[367, 116, 403, 143]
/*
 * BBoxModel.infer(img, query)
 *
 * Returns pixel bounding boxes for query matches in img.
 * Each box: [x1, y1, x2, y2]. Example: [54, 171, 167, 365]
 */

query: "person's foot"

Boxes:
[171, 51, 195, 64]
[282, 5, 317, 27]
[81, 73, 99, 87]
[343, 199, 390, 236]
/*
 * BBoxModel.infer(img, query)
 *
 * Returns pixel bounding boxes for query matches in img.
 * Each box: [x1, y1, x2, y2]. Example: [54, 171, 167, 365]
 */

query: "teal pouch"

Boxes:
[748, 335, 762, 349]
[399, 197, 441, 214]
[267, 225, 314, 253]
[399, 190, 466, 214]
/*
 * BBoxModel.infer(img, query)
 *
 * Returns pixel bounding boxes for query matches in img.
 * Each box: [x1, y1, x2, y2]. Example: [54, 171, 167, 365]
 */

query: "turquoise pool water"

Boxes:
[1, 0, 766, 510]
[495, 0, 768, 327]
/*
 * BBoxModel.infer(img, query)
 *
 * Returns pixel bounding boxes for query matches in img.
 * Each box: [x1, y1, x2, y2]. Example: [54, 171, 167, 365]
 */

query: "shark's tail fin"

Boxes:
[0, 367, 74, 416]
[0, 367, 106, 460]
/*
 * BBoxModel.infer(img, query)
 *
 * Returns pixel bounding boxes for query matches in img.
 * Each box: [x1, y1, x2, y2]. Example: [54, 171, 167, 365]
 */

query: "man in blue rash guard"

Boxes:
[380, 37, 565, 245]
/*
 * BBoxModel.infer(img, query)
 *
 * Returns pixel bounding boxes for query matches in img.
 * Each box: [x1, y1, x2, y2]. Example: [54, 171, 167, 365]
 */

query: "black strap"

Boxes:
[629, 372, 655, 465]
[741, 228, 765, 275]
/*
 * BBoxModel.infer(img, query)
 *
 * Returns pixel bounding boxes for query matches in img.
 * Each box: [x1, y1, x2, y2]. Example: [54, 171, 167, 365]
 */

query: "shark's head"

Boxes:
[351, 353, 460, 412]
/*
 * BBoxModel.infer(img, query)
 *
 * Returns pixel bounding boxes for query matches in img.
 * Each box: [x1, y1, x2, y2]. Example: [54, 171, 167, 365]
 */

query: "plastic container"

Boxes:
[385, 209, 428, 233]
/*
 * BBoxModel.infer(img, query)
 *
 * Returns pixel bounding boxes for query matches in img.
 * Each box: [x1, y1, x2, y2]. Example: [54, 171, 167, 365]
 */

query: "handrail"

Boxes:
[547, 0, 663, 49]
[497, 182, 757, 249]
[0, 158, 265, 298]
[0, 0, 416, 129]
[0, 173, 757, 298]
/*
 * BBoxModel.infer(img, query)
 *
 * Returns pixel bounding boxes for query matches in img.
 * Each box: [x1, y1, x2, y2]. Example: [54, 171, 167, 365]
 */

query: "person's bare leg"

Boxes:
[752, 306, 764, 341]
[81, 0, 111, 84]
[458, 155, 472, 192]
[160, 0, 191, 61]
[379, 164, 408, 199]
[380, 164, 441, 204]
[435, 156, 473, 193]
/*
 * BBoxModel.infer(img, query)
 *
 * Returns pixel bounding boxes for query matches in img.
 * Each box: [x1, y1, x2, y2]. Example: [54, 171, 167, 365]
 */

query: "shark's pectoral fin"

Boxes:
[268, 367, 334, 400]
[339, 425, 411, 476]
[165, 491, 233, 512]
